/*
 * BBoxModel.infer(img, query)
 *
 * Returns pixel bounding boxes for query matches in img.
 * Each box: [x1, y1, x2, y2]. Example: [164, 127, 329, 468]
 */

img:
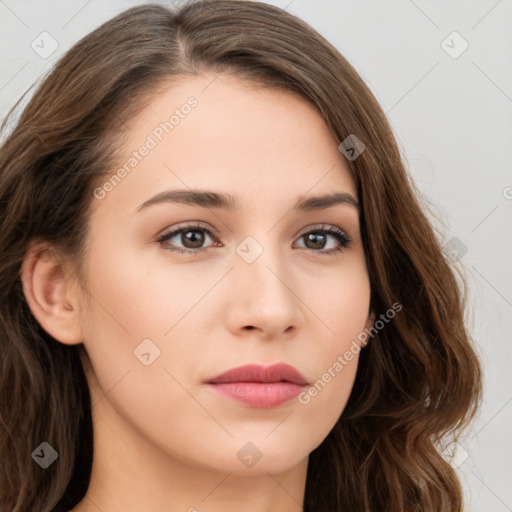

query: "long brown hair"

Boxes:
[0, 2, 482, 510]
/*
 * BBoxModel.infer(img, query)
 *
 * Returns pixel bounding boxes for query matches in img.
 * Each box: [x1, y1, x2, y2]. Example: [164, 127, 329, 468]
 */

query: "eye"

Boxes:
[157, 223, 352, 256]
[294, 224, 352, 256]
[156, 223, 220, 255]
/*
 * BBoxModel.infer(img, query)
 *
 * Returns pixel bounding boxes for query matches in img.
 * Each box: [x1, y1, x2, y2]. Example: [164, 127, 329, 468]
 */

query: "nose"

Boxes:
[224, 241, 304, 340]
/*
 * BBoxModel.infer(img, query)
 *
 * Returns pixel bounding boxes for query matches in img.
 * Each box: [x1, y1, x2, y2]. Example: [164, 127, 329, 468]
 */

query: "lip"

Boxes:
[205, 363, 308, 408]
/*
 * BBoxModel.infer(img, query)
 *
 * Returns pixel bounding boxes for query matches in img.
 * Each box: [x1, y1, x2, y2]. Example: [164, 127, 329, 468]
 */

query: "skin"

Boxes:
[22, 73, 373, 512]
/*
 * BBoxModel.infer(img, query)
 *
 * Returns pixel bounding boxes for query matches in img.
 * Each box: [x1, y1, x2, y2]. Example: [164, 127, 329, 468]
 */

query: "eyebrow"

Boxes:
[135, 189, 360, 213]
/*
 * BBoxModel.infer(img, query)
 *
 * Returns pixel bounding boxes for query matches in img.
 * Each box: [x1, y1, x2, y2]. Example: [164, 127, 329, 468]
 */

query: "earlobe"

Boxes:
[360, 310, 375, 348]
[366, 310, 376, 331]
[21, 242, 84, 345]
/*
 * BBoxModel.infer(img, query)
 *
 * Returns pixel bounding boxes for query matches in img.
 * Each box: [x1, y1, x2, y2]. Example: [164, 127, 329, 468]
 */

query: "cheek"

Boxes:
[296, 260, 370, 428]
[297, 356, 359, 451]
[82, 241, 201, 341]
[306, 256, 371, 343]
[78, 242, 215, 403]
[296, 336, 362, 449]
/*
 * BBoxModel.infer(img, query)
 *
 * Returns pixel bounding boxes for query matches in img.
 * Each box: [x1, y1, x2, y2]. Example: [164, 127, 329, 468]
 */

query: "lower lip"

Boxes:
[206, 382, 306, 408]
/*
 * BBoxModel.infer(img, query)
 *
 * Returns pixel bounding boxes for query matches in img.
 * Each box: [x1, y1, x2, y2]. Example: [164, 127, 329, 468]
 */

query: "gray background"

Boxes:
[1, 1, 511, 510]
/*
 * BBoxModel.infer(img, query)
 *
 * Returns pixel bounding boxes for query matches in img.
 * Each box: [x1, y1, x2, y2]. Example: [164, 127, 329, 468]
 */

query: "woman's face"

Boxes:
[76, 73, 372, 475]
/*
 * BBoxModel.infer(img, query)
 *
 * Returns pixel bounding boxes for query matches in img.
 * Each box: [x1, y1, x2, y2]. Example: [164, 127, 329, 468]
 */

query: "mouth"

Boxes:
[205, 363, 308, 408]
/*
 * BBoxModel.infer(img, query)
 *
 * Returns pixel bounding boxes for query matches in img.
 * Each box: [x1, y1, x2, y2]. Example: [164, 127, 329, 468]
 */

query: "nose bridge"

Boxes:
[236, 232, 289, 294]
[228, 232, 303, 336]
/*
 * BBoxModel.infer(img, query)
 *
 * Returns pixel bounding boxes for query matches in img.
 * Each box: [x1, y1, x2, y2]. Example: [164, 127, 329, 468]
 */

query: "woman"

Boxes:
[0, 1, 482, 511]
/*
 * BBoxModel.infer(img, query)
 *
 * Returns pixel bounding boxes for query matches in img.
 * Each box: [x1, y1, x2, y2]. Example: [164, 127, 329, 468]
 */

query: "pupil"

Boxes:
[307, 232, 325, 249]
[183, 230, 204, 248]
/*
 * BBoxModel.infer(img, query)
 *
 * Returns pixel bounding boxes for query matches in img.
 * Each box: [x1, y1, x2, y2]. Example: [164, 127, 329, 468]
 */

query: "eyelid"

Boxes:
[156, 221, 220, 240]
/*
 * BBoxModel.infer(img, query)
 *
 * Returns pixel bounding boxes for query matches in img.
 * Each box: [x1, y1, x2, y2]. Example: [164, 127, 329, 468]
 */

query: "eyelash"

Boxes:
[157, 222, 352, 257]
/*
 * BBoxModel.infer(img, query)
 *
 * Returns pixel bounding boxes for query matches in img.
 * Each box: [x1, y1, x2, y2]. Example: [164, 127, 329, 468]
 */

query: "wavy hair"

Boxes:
[0, 1, 482, 510]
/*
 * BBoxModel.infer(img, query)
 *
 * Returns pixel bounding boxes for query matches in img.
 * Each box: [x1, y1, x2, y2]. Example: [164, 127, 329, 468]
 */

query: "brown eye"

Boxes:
[180, 229, 206, 249]
[157, 224, 218, 255]
[157, 223, 351, 257]
[295, 225, 352, 255]
[303, 232, 328, 250]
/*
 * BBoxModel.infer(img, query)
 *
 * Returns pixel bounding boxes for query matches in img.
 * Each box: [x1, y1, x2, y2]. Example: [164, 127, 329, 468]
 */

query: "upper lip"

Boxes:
[207, 363, 308, 385]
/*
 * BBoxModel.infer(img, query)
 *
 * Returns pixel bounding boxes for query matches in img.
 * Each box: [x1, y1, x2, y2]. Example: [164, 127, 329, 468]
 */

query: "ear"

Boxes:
[20, 241, 84, 345]
[365, 310, 375, 331]
[359, 309, 375, 348]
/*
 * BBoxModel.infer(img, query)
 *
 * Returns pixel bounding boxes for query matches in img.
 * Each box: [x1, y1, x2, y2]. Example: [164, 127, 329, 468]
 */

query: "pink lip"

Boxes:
[205, 363, 308, 408]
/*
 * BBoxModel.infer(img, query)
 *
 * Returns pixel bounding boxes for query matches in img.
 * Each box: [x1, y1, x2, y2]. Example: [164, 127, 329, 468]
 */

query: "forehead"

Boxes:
[93, 73, 356, 218]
